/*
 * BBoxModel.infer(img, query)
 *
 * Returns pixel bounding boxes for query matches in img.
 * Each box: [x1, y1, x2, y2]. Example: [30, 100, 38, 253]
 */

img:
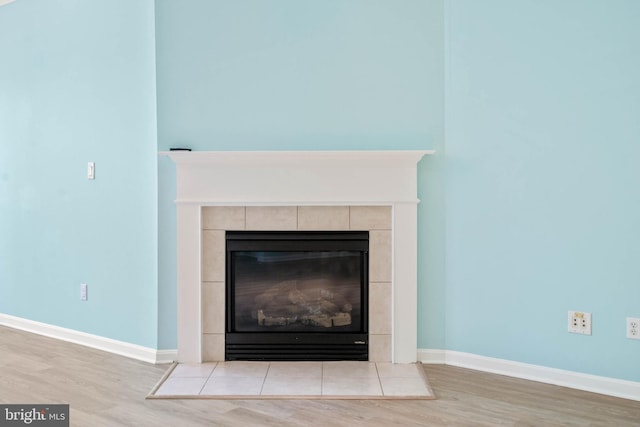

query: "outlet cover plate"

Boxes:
[627, 317, 640, 340]
[568, 311, 592, 335]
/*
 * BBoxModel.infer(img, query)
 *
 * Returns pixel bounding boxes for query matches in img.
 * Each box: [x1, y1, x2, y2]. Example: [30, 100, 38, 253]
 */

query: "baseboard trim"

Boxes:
[418, 349, 447, 364]
[156, 349, 179, 364]
[0, 313, 177, 365]
[418, 349, 640, 402]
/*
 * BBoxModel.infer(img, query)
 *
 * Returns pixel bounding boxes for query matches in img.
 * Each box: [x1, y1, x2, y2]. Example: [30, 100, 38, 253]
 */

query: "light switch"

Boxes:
[88, 162, 95, 180]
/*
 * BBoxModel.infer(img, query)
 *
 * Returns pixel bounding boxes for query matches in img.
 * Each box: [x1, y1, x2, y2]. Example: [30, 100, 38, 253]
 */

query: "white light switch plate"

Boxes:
[88, 162, 95, 180]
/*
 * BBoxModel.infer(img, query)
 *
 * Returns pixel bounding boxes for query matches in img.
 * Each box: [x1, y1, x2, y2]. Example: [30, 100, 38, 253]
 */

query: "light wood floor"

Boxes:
[1, 326, 638, 426]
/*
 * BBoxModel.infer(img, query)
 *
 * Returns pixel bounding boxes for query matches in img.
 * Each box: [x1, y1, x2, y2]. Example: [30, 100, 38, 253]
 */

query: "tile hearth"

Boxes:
[149, 361, 434, 400]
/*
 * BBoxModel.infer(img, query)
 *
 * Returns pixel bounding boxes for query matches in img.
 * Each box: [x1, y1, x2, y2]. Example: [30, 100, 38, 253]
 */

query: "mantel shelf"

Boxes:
[159, 150, 434, 167]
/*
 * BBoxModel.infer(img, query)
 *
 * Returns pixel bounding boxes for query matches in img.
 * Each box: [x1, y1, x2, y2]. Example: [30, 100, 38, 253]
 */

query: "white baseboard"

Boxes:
[0, 313, 177, 365]
[418, 349, 640, 402]
[156, 349, 179, 364]
[418, 349, 447, 364]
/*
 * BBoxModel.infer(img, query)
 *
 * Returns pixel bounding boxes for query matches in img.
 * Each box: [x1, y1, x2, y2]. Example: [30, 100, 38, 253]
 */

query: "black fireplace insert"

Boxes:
[225, 231, 369, 361]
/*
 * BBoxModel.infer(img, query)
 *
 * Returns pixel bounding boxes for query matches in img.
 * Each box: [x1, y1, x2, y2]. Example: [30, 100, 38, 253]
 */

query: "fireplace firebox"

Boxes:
[225, 231, 369, 361]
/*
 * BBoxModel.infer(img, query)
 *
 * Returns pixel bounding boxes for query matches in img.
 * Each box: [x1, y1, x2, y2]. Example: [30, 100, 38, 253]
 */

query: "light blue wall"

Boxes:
[0, 0, 159, 348]
[445, 0, 640, 381]
[157, 156, 176, 349]
[155, 0, 446, 349]
[155, 0, 443, 151]
[4, 0, 637, 384]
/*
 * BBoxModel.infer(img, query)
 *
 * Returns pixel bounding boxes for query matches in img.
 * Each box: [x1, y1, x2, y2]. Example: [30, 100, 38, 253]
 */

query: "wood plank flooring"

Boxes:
[1, 326, 639, 426]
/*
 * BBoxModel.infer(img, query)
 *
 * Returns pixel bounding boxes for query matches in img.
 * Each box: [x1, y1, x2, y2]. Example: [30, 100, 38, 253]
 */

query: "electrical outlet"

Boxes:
[80, 283, 88, 301]
[627, 317, 640, 340]
[568, 311, 591, 335]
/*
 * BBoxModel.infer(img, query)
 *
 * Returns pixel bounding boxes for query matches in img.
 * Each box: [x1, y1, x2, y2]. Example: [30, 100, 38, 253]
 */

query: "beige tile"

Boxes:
[170, 363, 217, 378]
[369, 282, 391, 335]
[202, 283, 225, 334]
[350, 206, 392, 230]
[202, 334, 224, 362]
[261, 376, 322, 396]
[245, 206, 297, 230]
[155, 377, 207, 396]
[202, 206, 245, 230]
[379, 376, 431, 397]
[297, 206, 350, 230]
[210, 361, 270, 378]
[322, 375, 382, 396]
[202, 230, 225, 282]
[322, 361, 378, 378]
[266, 362, 322, 379]
[369, 230, 392, 282]
[369, 334, 392, 362]
[201, 376, 265, 396]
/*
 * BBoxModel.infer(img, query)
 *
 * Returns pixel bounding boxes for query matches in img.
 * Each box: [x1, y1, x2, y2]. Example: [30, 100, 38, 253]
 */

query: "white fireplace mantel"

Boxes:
[162, 150, 433, 363]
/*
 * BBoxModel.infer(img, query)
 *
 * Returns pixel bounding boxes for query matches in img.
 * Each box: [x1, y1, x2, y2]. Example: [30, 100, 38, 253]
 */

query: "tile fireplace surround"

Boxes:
[163, 150, 433, 364]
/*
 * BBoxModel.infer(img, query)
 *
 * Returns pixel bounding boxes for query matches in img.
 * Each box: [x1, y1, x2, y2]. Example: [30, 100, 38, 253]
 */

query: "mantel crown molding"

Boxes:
[159, 150, 434, 167]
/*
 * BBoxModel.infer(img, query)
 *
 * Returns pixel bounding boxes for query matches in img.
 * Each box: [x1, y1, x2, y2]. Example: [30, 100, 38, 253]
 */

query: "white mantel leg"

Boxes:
[392, 202, 419, 363]
[177, 204, 202, 363]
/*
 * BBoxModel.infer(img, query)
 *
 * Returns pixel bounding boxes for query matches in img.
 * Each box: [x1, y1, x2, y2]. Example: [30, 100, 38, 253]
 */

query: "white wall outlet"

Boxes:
[80, 283, 88, 301]
[627, 317, 640, 340]
[568, 311, 591, 335]
[87, 162, 95, 180]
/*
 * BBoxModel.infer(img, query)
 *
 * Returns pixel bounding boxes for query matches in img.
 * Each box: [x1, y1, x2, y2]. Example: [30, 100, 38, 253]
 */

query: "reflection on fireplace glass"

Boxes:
[231, 251, 362, 333]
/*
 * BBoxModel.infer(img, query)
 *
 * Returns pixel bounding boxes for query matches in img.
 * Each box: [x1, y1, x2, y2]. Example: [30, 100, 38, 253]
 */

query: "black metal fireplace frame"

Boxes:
[225, 230, 369, 361]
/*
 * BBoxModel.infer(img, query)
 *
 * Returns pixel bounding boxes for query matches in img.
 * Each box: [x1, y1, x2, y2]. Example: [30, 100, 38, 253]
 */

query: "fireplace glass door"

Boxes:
[226, 231, 368, 361]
